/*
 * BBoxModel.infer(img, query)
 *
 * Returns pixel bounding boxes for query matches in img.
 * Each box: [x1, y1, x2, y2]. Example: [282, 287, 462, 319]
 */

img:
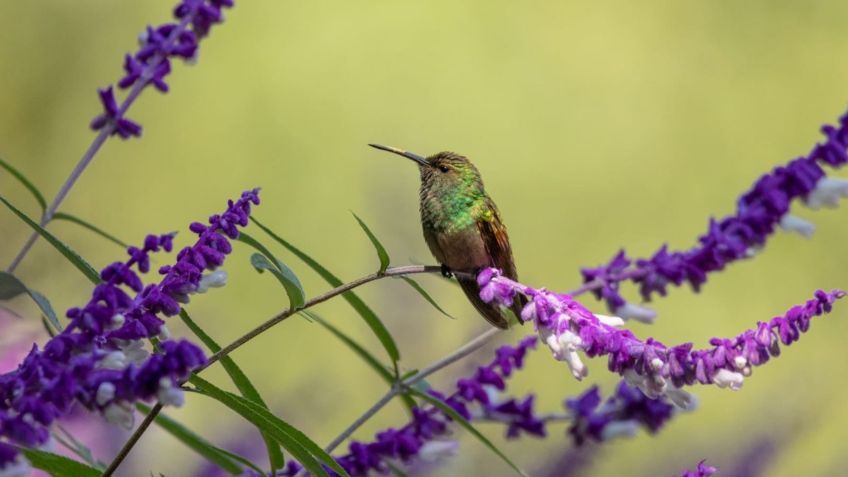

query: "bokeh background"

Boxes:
[2, 1, 848, 475]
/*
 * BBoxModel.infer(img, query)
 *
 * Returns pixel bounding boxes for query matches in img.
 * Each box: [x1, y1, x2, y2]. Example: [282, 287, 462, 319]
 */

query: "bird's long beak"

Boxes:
[368, 143, 430, 167]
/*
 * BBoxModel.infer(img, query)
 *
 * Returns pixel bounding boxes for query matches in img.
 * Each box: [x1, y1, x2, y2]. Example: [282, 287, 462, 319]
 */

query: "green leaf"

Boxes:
[19, 448, 100, 477]
[250, 253, 305, 310]
[301, 310, 417, 412]
[251, 217, 400, 362]
[0, 156, 46, 211]
[178, 310, 285, 472]
[409, 389, 530, 477]
[136, 403, 244, 475]
[398, 276, 455, 319]
[350, 211, 390, 273]
[52, 212, 128, 248]
[190, 375, 350, 477]
[238, 232, 305, 308]
[0, 196, 100, 284]
[0, 272, 62, 332]
[210, 446, 267, 476]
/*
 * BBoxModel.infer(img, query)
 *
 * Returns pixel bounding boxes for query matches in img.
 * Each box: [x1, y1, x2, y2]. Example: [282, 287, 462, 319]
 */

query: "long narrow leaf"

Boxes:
[0, 157, 46, 211]
[178, 310, 285, 471]
[190, 375, 348, 477]
[301, 310, 417, 412]
[239, 232, 304, 308]
[52, 212, 128, 248]
[398, 276, 455, 319]
[135, 403, 243, 475]
[19, 448, 100, 477]
[409, 389, 529, 477]
[251, 217, 400, 362]
[0, 272, 63, 332]
[351, 211, 390, 273]
[0, 196, 100, 284]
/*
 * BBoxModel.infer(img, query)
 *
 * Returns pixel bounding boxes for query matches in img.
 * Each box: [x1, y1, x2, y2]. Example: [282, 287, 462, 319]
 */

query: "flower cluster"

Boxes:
[565, 381, 676, 446]
[581, 111, 848, 318]
[90, 0, 234, 138]
[0, 189, 259, 473]
[478, 268, 844, 401]
[280, 336, 681, 477]
[678, 461, 717, 477]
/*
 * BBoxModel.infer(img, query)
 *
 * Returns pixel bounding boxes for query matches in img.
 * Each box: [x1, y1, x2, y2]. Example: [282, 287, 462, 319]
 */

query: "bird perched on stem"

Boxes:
[370, 144, 524, 329]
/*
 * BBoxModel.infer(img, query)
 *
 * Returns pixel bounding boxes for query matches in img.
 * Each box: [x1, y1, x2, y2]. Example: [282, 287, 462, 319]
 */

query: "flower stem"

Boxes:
[100, 403, 163, 477]
[5, 16, 192, 274]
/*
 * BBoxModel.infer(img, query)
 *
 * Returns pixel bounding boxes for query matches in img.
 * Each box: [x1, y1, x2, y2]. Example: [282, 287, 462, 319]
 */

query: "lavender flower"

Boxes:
[581, 111, 848, 318]
[91, 0, 233, 138]
[678, 460, 717, 477]
[478, 268, 844, 402]
[281, 336, 679, 477]
[0, 189, 259, 472]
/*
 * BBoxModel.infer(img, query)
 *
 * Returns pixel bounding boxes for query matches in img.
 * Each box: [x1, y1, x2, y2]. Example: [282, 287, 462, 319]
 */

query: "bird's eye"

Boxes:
[438, 166, 450, 173]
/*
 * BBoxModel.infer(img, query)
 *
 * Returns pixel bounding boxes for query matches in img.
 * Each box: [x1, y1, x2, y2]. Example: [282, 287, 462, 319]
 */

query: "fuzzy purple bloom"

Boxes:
[0, 190, 258, 469]
[479, 268, 844, 401]
[91, 0, 233, 138]
[581, 111, 848, 316]
[678, 460, 718, 477]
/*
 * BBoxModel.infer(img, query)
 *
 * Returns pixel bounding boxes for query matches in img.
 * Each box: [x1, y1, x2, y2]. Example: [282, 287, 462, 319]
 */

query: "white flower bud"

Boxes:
[96, 382, 116, 406]
[595, 314, 625, 327]
[614, 303, 657, 324]
[713, 369, 744, 390]
[98, 351, 128, 370]
[779, 214, 815, 238]
[417, 440, 459, 462]
[196, 270, 228, 293]
[157, 378, 185, 407]
[601, 420, 640, 440]
[805, 177, 848, 209]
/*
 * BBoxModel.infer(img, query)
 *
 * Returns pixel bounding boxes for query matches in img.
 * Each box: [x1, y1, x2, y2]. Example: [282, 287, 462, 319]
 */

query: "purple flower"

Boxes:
[0, 190, 258, 470]
[581, 111, 848, 316]
[566, 381, 675, 446]
[479, 268, 844, 402]
[678, 460, 718, 477]
[89, 87, 142, 139]
[91, 0, 233, 137]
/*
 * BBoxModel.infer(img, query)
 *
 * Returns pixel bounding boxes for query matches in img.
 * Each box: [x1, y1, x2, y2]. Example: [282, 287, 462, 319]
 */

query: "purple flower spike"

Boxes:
[479, 268, 844, 402]
[0, 190, 259, 465]
[92, 0, 233, 135]
[678, 460, 718, 477]
[581, 111, 848, 316]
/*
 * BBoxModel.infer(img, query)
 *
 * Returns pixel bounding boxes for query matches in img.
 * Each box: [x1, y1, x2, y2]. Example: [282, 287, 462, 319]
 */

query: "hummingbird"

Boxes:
[369, 144, 524, 329]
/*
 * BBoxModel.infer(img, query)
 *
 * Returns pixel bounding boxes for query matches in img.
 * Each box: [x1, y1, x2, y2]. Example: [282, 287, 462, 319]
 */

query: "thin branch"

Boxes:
[100, 403, 162, 477]
[197, 265, 474, 373]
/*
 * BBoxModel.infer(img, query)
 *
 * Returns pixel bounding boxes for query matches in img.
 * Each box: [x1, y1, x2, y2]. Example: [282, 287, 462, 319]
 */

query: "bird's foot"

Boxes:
[440, 264, 453, 278]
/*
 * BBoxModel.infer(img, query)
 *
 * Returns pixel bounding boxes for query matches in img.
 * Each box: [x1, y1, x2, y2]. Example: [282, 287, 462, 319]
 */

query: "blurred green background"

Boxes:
[2, 1, 848, 475]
